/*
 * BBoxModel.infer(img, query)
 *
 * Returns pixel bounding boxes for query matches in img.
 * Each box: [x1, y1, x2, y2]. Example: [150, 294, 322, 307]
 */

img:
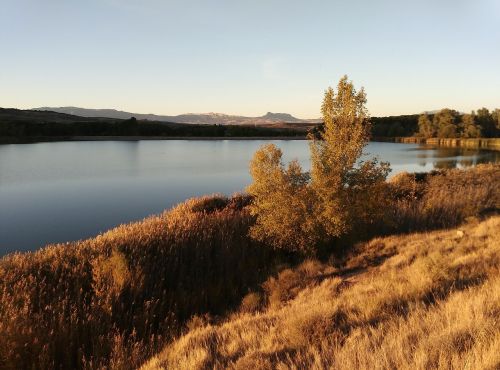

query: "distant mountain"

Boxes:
[34, 107, 321, 126]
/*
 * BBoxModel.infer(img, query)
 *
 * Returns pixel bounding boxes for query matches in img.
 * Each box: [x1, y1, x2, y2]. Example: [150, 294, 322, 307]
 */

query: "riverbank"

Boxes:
[1, 165, 498, 369]
[390, 137, 500, 151]
[4, 136, 500, 149]
[0, 135, 308, 144]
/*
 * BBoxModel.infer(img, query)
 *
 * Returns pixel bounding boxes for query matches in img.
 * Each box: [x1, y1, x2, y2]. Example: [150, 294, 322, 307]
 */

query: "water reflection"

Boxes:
[413, 145, 500, 170]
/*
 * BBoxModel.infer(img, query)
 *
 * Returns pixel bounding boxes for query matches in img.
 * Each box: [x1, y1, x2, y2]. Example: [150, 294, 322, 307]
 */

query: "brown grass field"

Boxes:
[143, 216, 500, 370]
[0, 164, 499, 369]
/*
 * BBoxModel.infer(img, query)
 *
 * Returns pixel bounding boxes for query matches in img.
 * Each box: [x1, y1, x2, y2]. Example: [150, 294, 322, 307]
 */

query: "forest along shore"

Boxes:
[4, 136, 500, 149]
[0, 135, 308, 144]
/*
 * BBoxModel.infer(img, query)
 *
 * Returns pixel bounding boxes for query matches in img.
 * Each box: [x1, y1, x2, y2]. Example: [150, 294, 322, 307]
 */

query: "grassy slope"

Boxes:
[0, 165, 498, 369]
[144, 216, 500, 370]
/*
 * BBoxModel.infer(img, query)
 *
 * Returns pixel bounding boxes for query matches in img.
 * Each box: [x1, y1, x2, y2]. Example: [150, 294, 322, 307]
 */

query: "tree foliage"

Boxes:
[418, 108, 499, 138]
[247, 76, 390, 255]
[460, 112, 482, 138]
[417, 113, 436, 138]
[247, 144, 318, 253]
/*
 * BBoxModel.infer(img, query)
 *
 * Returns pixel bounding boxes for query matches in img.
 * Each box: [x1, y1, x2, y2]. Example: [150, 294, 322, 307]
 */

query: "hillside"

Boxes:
[32, 107, 427, 136]
[0, 107, 114, 124]
[34, 107, 321, 126]
[0, 165, 498, 369]
[0, 108, 307, 143]
[144, 215, 500, 370]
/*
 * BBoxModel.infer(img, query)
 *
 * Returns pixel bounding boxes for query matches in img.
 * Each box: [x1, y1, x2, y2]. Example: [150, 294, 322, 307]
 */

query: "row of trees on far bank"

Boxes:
[418, 108, 500, 138]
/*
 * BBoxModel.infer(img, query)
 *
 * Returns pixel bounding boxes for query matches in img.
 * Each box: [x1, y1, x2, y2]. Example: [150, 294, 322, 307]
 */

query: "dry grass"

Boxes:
[386, 164, 499, 233]
[144, 216, 500, 370]
[0, 194, 280, 369]
[0, 165, 498, 369]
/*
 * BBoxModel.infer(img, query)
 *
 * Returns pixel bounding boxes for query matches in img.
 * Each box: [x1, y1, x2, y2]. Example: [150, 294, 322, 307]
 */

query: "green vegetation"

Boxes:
[2, 106, 498, 143]
[371, 108, 500, 139]
[417, 108, 500, 138]
[371, 114, 420, 137]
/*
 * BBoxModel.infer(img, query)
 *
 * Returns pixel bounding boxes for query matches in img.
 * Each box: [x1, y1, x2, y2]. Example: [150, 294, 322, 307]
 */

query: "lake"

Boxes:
[1, 140, 498, 255]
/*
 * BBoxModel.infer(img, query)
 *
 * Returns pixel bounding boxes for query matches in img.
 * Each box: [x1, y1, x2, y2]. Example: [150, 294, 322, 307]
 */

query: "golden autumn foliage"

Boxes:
[247, 144, 317, 253]
[247, 76, 390, 254]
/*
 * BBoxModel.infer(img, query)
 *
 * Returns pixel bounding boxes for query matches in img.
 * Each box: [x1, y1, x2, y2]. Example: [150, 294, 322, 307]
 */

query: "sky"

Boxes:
[1, 0, 499, 118]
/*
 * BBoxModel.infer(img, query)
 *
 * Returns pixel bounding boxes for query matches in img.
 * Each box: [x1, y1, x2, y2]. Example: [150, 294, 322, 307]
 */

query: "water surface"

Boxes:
[1, 140, 498, 254]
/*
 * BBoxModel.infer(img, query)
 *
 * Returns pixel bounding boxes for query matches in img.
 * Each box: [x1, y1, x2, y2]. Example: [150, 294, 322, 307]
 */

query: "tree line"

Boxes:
[417, 108, 500, 138]
[370, 109, 500, 138]
[0, 117, 304, 142]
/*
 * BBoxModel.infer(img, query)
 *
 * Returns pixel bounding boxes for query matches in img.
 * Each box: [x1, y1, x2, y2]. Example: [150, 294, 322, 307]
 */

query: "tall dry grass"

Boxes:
[144, 216, 500, 370]
[0, 194, 282, 369]
[386, 164, 499, 232]
[0, 164, 498, 369]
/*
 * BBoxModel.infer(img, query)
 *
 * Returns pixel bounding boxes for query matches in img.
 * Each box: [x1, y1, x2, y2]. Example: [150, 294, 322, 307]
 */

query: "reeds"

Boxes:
[0, 195, 280, 369]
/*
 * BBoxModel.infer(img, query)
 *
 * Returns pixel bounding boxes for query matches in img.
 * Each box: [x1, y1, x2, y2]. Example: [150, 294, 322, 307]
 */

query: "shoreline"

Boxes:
[391, 136, 500, 151]
[1, 136, 500, 151]
[0, 135, 308, 144]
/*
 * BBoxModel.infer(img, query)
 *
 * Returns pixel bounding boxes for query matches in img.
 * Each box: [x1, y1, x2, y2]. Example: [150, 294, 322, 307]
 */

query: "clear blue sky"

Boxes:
[1, 0, 499, 118]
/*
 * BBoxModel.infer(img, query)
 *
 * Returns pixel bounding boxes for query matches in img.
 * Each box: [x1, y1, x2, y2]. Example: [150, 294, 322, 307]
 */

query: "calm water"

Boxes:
[1, 140, 498, 254]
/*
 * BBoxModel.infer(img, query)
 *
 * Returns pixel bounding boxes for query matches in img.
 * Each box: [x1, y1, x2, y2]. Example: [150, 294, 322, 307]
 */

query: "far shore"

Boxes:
[1, 136, 500, 151]
[0, 135, 308, 144]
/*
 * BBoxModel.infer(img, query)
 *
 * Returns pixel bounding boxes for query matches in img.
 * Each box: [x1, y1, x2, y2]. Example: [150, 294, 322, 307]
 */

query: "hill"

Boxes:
[31, 107, 426, 137]
[144, 215, 500, 369]
[33, 107, 321, 126]
[0, 108, 308, 143]
[0, 165, 498, 369]
[0, 107, 114, 124]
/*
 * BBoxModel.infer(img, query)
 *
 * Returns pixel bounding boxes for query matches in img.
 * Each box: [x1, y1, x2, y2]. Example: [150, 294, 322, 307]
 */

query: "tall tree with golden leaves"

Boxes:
[309, 76, 389, 240]
[248, 76, 390, 255]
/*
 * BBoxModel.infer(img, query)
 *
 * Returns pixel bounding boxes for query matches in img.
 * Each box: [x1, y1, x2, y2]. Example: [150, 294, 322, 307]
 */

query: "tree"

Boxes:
[492, 109, 500, 131]
[476, 108, 496, 137]
[247, 144, 318, 253]
[247, 76, 390, 255]
[460, 112, 482, 138]
[418, 113, 436, 138]
[434, 108, 459, 138]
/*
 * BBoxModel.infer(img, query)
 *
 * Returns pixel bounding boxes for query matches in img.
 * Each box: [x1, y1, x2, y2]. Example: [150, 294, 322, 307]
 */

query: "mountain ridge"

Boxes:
[33, 107, 321, 126]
